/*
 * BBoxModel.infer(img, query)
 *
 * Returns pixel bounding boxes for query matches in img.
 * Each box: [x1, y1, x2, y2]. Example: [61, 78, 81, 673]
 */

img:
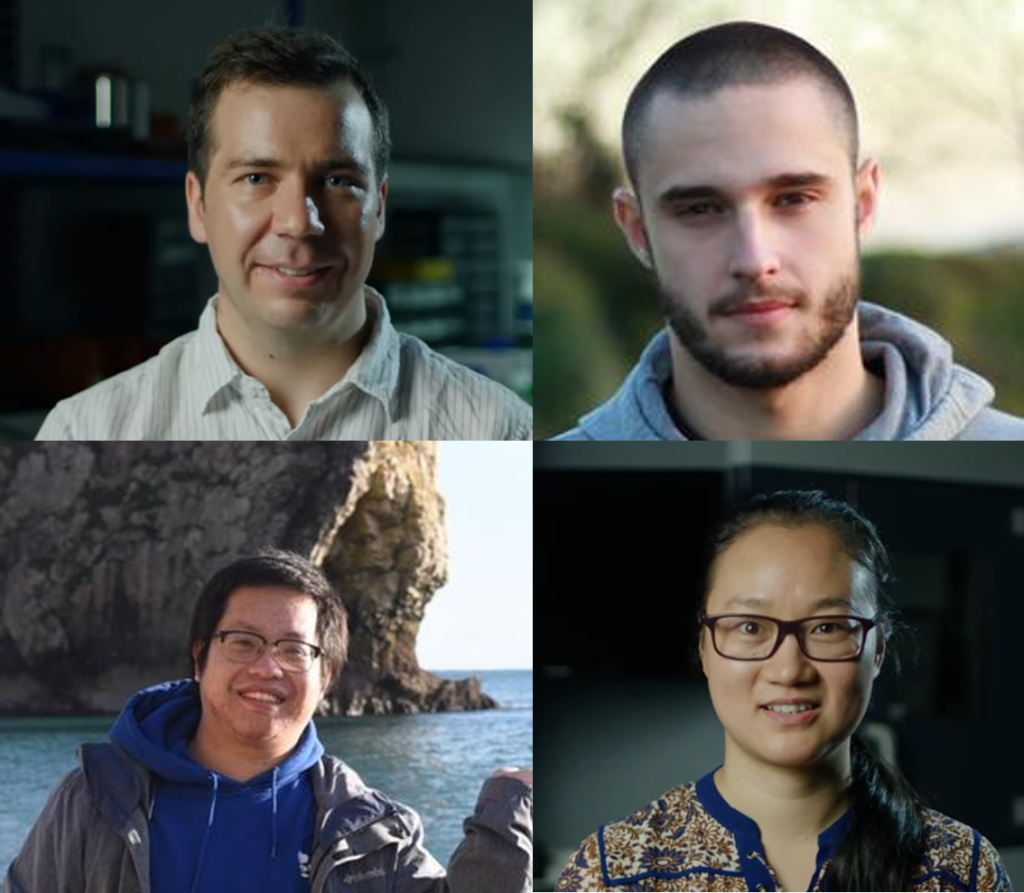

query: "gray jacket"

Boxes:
[552, 302, 1024, 441]
[3, 742, 532, 893]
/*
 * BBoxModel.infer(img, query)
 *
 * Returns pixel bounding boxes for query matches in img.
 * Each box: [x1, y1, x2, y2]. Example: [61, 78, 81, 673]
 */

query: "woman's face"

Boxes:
[700, 522, 884, 769]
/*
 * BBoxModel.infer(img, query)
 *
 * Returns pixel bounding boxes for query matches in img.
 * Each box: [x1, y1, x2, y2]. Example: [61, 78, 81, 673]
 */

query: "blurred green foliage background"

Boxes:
[535, 189, 1024, 439]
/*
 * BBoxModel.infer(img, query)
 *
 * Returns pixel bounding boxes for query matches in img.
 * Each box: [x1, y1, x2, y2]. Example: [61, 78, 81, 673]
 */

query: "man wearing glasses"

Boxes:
[4, 550, 532, 893]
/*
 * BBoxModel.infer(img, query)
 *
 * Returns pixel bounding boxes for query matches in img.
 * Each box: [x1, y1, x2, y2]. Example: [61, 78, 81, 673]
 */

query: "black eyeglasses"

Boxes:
[212, 630, 322, 674]
[700, 614, 878, 662]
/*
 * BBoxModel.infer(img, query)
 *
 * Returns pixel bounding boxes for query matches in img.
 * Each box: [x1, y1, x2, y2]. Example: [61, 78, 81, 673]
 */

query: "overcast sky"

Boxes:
[416, 442, 532, 671]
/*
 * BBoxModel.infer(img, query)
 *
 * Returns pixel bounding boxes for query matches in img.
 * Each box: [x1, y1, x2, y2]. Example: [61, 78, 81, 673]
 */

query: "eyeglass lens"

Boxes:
[712, 616, 867, 660]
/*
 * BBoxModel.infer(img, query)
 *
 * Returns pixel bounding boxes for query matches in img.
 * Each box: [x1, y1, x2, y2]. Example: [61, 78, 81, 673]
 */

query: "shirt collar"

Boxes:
[696, 768, 853, 857]
[192, 285, 402, 420]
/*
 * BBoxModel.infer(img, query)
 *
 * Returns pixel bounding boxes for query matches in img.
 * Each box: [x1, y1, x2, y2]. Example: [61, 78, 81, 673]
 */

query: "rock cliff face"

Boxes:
[0, 442, 495, 715]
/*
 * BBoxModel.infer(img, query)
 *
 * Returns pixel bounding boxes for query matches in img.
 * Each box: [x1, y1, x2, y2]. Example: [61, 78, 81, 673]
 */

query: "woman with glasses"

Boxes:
[557, 490, 1011, 892]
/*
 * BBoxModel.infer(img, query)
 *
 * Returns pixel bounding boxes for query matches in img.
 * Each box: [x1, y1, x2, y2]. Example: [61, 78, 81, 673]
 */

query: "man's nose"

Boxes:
[248, 647, 286, 676]
[273, 185, 326, 238]
[727, 208, 780, 281]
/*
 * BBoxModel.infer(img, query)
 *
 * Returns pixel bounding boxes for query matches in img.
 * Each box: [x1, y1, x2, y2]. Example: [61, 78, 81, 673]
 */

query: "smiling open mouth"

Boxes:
[258, 265, 332, 288]
[763, 703, 816, 714]
[239, 691, 284, 704]
[274, 266, 325, 277]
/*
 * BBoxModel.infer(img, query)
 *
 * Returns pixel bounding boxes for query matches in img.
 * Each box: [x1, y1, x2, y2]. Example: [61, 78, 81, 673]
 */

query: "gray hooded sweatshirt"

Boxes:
[552, 302, 1024, 441]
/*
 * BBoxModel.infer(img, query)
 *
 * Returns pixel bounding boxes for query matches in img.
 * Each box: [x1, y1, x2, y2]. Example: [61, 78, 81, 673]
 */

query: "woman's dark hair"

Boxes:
[187, 26, 391, 191]
[699, 490, 926, 893]
[188, 548, 348, 686]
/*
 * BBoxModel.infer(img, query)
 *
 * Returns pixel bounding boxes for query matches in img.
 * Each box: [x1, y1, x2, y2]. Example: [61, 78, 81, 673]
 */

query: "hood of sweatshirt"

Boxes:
[111, 678, 324, 785]
[111, 679, 324, 893]
[552, 301, 1024, 441]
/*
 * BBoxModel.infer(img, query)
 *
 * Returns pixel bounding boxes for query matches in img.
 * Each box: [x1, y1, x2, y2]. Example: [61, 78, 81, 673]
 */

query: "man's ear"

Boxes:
[854, 158, 881, 239]
[612, 186, 654, 269]
[191, 641, 203, 682]
[320, 664, 335, 699]
[185, 171, 209, 245]
[373, 175, 388, 241]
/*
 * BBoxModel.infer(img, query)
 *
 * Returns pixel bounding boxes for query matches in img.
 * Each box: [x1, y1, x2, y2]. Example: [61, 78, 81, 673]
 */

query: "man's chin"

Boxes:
[256, 280, 358, 323]
[681, 343, 827, 390]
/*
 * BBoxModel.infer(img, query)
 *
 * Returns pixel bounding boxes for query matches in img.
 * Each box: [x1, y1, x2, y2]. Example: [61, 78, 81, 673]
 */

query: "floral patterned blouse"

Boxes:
[556, 771, 1012, 891]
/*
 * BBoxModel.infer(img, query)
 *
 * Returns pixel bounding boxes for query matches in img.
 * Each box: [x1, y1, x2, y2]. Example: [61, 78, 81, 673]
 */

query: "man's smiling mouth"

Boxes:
[256, 265, 333, 288]
[239, 690, 284, 704]
[274, 266, 326, 277]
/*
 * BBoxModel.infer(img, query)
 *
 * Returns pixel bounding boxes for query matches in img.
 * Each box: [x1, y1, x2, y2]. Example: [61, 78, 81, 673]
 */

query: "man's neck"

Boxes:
[188, 727, 291, 784]
[714, 740, 852, 844]
[215, 292, 371, 429]
[667, 325, 885, 441]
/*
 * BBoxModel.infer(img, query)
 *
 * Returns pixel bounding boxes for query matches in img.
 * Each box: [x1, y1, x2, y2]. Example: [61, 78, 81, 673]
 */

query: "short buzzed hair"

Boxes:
[622, 21, 859, 189]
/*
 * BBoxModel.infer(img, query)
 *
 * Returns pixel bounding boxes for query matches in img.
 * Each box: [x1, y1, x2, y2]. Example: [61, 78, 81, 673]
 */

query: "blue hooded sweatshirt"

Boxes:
[110, 679, 325, 893]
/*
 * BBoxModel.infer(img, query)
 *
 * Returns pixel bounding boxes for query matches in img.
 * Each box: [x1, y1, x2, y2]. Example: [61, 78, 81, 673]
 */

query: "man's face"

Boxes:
[185, 80, 386, 339]
[615, 79, 879, 389]
[193, 586, 326, 753]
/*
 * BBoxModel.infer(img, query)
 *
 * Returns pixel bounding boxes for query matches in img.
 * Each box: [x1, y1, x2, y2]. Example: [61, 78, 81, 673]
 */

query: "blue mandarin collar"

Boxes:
[696, 766, 856, 856]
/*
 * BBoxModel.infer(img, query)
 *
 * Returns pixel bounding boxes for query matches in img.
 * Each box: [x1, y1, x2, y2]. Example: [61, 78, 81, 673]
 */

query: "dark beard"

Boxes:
[657, 273, 859, 390]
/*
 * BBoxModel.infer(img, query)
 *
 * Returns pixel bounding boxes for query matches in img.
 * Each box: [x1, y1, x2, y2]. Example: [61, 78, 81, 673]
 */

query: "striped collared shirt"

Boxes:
[35, 287, 531, 441]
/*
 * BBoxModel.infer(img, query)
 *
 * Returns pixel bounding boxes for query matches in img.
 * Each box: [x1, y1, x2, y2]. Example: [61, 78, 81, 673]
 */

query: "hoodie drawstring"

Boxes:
[271, 766, 279, 859]
[189, 773, 220, 893]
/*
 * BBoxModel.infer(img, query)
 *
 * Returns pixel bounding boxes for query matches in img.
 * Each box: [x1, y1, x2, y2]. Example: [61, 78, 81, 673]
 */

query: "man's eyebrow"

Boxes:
[229, 622, 311, 639]
[657, 172, 833, 206]
[224, 156, 370, 175]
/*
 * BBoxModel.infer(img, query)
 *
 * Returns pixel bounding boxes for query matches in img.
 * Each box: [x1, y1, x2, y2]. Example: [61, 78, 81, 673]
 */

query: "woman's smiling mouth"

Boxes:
[761, 699, 821, 724]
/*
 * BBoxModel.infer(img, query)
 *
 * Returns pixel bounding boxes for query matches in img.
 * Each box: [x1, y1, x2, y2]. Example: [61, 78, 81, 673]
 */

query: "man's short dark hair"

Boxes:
[622, 21, 859, 189]
[189, 548, 349, 686]
[187, 26, 392, 192]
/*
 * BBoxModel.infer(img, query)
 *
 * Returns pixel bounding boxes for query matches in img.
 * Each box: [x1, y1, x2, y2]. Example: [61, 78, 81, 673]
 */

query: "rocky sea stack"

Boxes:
[0, 442, 496, 716]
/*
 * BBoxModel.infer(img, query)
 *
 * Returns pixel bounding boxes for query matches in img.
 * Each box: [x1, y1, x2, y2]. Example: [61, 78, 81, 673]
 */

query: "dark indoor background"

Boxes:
[0, 0, 532, 438]
[535, 442, 1024, 889]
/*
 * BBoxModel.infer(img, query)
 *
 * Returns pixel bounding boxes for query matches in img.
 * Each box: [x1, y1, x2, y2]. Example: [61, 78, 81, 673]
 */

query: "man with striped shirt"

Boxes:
[35, 27, 531, 441]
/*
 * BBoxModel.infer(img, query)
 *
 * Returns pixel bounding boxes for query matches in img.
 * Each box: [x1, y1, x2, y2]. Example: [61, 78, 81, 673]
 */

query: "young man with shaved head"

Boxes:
[553, 21, 1024, 441]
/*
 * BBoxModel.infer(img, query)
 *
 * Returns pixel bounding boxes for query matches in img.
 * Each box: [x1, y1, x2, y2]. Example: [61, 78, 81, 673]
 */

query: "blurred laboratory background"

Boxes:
[0, 0, 532, 438]
[535, 442, 1024, 889]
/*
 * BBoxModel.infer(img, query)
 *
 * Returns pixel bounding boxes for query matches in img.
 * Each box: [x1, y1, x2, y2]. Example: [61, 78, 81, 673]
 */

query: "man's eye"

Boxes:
[245, 173, 268, 186]
[676, 202, 721, 216]
[326, 174, 356, 188]
[775, 192, 814, 208]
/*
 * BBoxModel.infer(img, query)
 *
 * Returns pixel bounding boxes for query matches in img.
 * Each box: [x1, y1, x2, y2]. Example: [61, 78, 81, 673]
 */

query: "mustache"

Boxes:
[710, 284, 807, 317]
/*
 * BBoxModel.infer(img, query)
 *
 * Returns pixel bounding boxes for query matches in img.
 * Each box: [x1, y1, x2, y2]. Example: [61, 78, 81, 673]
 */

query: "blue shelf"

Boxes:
[0, 149, 187, 182]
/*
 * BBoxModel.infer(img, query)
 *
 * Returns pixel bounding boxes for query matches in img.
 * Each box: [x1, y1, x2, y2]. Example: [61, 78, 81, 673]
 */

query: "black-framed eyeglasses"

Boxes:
[700, 614, 878, 662]
[212, 630, 322, 674]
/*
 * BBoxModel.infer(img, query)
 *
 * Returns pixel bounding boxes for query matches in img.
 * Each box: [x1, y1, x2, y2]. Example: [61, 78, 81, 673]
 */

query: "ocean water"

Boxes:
[0, 668, 531, 875]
